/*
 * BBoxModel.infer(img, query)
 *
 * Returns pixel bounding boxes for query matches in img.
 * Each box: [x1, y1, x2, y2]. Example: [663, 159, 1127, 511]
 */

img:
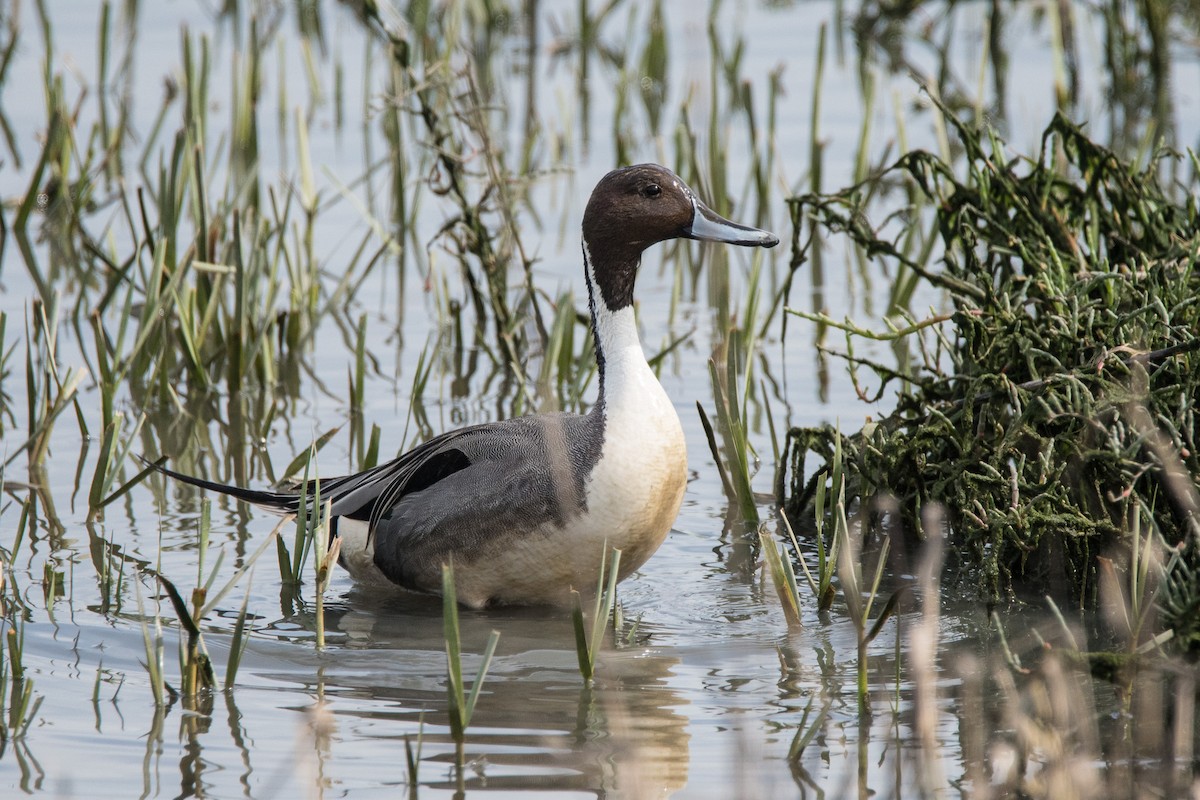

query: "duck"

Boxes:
[150, 164, 778, 607]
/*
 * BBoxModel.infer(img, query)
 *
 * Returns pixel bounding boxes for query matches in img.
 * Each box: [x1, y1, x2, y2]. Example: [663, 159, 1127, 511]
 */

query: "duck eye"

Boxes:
[640, 183, 662, 198]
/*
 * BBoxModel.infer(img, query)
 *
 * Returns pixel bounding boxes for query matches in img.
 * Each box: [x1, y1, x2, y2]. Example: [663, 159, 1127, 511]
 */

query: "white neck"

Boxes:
[583, 242, 664, 416]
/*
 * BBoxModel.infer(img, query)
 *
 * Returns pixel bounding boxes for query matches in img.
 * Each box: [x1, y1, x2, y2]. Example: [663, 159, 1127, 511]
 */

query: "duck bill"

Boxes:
[684, 197, 779, 248]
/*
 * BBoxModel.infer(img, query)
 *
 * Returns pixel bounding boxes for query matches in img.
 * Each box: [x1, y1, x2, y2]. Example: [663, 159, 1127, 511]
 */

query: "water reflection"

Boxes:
[281, 595, 689, 796]
[123, 592, 692, 797]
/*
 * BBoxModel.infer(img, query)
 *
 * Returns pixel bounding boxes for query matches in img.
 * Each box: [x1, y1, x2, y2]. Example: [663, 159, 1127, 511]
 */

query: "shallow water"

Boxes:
[2, 1, 1199, 797]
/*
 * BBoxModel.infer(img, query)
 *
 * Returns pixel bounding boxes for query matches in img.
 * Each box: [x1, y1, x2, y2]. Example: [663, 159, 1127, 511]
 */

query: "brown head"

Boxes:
[581, 164, 778, 311]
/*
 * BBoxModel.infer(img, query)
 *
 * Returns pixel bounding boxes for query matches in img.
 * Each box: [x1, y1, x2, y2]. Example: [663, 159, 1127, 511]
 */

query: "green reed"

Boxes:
[348, 314, 369, 465]
[278, 456, 320, 589]
[10, 299, 86, 472]
[797, 432, 843, 613]
[758, 521, 802, 628]
[699, 340, 758, 526]
[571, 546, 622, 684]
[639, 0, 668, 138]
[0, 616, 43, 743]
[835, 509, 901, 715]
[401, 334, 437, 450]
[123, 494, 277, 704]
[354, 2, 546, 387]
[1096, 498, 1171, 665]
[7, 0, 607, 506]
[403, 717, 424, 798]
[538, 291, 596, 414]
[312, 498, 339, 650]
[87, 409, 147, 520]
[694, 209, 774, 528]
[762, 427, 902, 715]
[0, 10, 18, 170]
[700, 251, 769, 527]
[440, 562, 500, 772]
[223, 586, 252, 692]
[185, 509, 273, 696]
[7, 4, 367, 507]
[0, 313, 9, 434]
[134, 576, 168, 707]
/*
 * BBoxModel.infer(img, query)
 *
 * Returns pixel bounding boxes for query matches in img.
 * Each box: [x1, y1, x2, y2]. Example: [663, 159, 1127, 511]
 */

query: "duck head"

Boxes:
[582, 164, 779, 311]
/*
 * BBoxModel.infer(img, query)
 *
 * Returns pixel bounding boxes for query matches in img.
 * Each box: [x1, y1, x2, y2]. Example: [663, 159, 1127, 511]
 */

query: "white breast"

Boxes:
[582, 345, 687, 576]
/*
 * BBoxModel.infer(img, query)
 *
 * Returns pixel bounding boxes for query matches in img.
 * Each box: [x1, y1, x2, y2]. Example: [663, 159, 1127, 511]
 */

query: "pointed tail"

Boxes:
[139, 455, 301, 515]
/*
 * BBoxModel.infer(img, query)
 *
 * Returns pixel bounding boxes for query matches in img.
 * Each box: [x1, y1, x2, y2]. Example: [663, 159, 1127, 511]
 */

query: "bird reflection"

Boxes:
[232, 592, 692, 797]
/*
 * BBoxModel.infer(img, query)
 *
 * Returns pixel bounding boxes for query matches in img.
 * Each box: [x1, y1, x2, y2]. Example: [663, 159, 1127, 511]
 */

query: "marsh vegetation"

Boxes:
[1, 0, 1198, 797]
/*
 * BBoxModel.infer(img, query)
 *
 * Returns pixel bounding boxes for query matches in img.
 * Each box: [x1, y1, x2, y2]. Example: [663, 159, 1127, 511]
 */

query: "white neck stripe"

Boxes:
[583, 240, 650, 409]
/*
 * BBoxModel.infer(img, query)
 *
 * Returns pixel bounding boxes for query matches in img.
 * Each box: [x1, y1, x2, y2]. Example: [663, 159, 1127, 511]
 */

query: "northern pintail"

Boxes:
[152, 164, 778, 607]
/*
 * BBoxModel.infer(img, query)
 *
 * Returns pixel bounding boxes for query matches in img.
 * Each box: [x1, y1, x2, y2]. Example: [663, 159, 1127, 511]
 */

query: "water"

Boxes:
[2, 1, 1198, 797]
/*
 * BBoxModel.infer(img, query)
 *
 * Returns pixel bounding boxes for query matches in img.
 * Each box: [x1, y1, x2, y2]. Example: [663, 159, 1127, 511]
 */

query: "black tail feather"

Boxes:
[138, 455, 300, 514]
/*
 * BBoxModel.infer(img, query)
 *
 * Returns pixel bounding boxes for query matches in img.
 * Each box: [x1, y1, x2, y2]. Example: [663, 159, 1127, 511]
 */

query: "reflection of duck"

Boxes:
[150, 165, 777, 608]
[257, 597, 690, 797]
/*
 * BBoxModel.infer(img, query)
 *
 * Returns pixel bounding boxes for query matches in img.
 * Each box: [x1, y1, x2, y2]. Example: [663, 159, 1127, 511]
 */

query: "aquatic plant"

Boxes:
[763, 430, 901, 713]
[312, 497, 340, 651]
[570, 546, 622, 684]
[783, 108, 1200, 615]
[440, 562, 500, 773]
[758, 522, 802, 628]
[761, 427, 846, 629]
[699, 244, 776, 528]
[353, 1, 550, 383]
[0, 592, 43, 743]
[129, 500, 278, 703]
[699, 345, 759, 525]
[403, 718, 424, 799]
[277, 455, 322, 590]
